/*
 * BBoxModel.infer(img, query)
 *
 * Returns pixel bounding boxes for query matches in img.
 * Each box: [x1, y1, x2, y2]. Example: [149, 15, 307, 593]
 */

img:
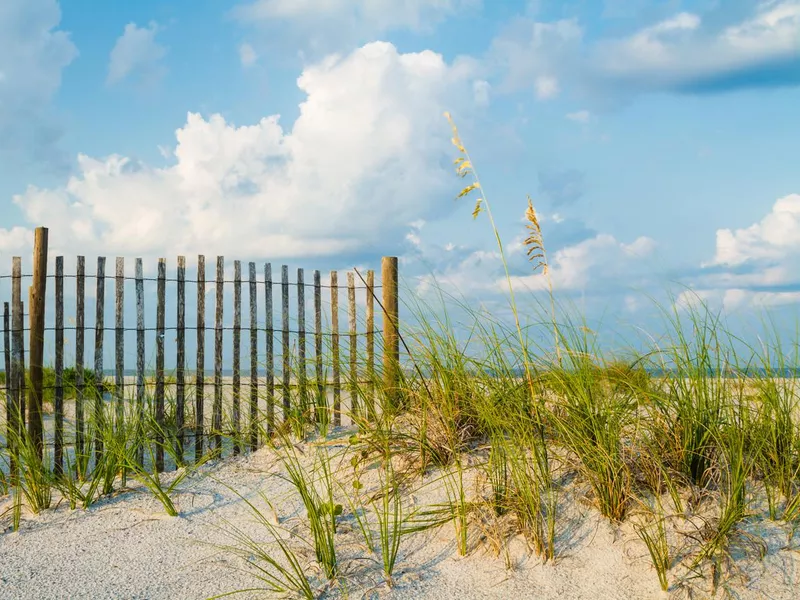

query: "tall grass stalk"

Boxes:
[634, 497, 671, 592]
[276, 437, 340, 581]
[5, 406, 52, 514]
[373, 460, 404, 585]
[209, 485, 316, 600]
[443, 457, 470, 556]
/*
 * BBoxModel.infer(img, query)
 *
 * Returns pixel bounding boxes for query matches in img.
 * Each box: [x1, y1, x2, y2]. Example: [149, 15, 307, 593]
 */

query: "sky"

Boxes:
[1, 0, 800, 364]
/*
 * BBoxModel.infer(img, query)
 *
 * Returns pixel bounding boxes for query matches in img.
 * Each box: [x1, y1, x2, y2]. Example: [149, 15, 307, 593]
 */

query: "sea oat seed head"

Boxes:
[524, 195, 548, 273]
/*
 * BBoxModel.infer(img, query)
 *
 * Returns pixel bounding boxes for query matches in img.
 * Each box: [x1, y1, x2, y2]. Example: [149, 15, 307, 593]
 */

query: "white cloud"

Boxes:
[234, 0, 480, 53]
[0, 0, 77, 164]
[565, 109, 591, 122]
[412, 232, 656, 301]
[675, 192, 800, 311]
[239, 43, 258, 67]
[592, 3, 799, 90]
[709, 194, 800, 267]
[723, 289, 800, 311]
[5, 42, 480, 263]
[107, 22, 168, 86]
[675, 288, 714, 312]
[491, 1, 800, 99]
[508, 233, 657, 292]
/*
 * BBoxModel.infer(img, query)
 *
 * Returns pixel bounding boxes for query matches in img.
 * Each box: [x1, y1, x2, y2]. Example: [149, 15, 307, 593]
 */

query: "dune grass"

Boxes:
[2, 114, 799, 599]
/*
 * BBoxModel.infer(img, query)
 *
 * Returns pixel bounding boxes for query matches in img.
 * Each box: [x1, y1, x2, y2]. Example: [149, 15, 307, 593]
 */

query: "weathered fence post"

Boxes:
[195, 255, 205, 462]
[265, 263, 274, 435]
[155, 258, 166, 471]
[248, 262, 258, 451]
[381, 257, 399, 406]
[347, 272, 357, 421]
[115, 258, 124, 429]
[314, 270, 324, 426]
[331, 271, 340, 426]
[94, 256, 106, 467]
[176, 256, 186, 462]
[232, 260, 241, 455]
[54, 256, 64, 474]
[4, 302, 15, 477]
[28, 227, 48, 459]
[135, 258, 145, 465]
[76, 257, 86, 473]
[213, 256, 224, 454]
[281, 265, 290, 424]
[11, 257, 23, 437]
[297, 268, 307, 423]
[366, 270, 375, 418]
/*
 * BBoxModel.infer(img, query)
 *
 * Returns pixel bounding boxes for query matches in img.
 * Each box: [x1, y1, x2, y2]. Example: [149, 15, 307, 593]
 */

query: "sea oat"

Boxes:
[445, 112, 483, 219]
[523, 196, 548, 276]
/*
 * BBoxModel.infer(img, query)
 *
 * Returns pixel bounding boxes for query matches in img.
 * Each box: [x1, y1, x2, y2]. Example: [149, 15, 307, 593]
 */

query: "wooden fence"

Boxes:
[1, 227, 400, 474]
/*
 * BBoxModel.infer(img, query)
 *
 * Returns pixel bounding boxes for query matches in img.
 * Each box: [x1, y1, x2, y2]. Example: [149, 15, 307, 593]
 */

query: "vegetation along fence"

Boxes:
[0, 227, 400, 476]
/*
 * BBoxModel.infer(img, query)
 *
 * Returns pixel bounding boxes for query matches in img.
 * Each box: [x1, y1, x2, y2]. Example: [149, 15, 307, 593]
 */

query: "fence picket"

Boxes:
[282, 265, 290, 424]
[298, 268, 306, 423]
[176, 256, 186, 462]
[233, 260, 241, 455]
[115, 258, 124, 428]
[265, 263, 274, 435]
[348, 272, 357, 421]
[156, 258, 166, 472]
[94, 257, 105, 467]
[76, 257, 85, 473]
[54, 258, 64, 474]
[314, 270, 324, 425]
[249, 262, 258, 450]
[195, 255, 205, 462]
[213, 256, 224, 454]
[331, 271, 340, 426]
[366, 270, 375, 418]
[135, 259, 145, 464]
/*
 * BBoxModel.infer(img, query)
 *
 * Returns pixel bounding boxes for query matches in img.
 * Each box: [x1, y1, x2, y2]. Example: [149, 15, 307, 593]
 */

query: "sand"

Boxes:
[1, 427, 799, 600]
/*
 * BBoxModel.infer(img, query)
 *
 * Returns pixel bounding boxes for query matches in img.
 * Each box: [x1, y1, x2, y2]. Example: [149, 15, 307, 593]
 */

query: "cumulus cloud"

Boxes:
[107, 22, 168, 86]
[5, 42, 482, 264]
[709, 194, 800, 267]
[677, 193, 800, 310]
[410, 226, 657, 302]
[491, 1, 800, 100]
[508, 234, 657, 293]
[593, 3, 800, 93]
[0, 0, 77, 166]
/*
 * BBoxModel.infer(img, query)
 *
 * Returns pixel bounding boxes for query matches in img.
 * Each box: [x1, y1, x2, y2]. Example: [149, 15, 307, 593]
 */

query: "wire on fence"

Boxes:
[0, 379, 380, 391]
[0, 273, 382, 289]
[0, 326, 385, 335]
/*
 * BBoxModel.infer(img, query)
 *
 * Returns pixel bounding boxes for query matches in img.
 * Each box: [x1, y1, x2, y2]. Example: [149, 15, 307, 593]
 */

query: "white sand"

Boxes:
[1, 430, 798, 600]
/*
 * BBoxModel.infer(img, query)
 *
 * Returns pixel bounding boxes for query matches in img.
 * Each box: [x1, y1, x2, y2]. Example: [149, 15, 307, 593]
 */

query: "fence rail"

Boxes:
[1, 227, 400, 475]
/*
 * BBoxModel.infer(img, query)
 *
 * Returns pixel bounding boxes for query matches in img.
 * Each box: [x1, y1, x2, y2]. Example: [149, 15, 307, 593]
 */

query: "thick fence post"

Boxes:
[28, 227, 48, 460]
[381, 257, 399, 406]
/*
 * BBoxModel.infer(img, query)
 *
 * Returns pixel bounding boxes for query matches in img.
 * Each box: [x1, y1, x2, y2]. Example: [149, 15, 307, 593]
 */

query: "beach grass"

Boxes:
[1, 114, 799, 599]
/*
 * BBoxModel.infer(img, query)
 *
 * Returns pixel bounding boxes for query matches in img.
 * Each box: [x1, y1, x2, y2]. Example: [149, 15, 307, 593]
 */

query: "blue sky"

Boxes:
[1, 0, 800, 362]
